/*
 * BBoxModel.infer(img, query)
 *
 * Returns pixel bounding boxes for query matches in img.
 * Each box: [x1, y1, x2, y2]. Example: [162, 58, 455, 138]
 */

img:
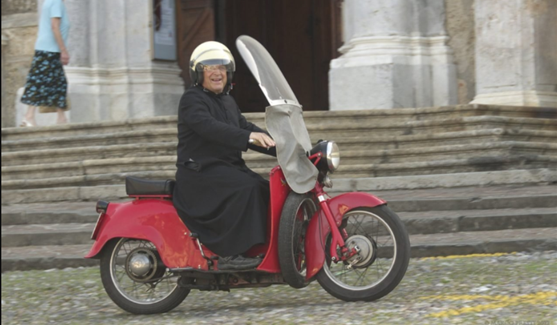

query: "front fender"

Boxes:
[84, 199, 210, 270]
[305, 192, 387, 280]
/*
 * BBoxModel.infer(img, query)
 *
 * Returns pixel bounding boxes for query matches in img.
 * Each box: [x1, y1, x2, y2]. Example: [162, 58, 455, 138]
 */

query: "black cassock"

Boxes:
[173, 86, 276, 257]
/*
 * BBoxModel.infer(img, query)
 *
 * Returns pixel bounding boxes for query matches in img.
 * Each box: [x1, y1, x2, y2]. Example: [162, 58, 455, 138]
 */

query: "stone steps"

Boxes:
[3, 104, 552, 141]
[3, 169, 555, 205]
[3, 227, 556, 272]
[2, 186, 555, 228]
[2, 155, 555, 191]
[4, 131, 556, 167]
[4, 192, 555, 226]
[3, 120, 557, 153]
[2, 114, 556, 149]
[2, 105, 554, 203]
[3, 207, 555, 248]
[3, 142, 556, 181]
[2, 185, 555, 271]
[2, 210, 556, 271]
[1, 105, 556, 271]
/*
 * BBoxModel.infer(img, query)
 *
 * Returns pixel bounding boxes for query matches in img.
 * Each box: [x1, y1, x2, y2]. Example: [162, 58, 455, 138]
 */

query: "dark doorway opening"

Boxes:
[216, 0, 342, 112]
[176, 0, 342, 113]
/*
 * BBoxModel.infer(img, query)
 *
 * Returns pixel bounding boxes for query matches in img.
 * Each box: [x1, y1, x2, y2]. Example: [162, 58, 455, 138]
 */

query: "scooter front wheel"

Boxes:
[278, 192, 317, 288]
[316, 205, 410, 302]
[100, 238, 190, 314]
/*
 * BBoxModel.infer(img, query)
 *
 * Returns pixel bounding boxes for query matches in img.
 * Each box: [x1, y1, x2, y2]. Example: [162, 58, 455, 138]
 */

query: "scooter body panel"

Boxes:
[250, 166, 291, 272]
[86, 167, 291, 273]
[304, 192, 387, 280]
[85, 199, 211, 270]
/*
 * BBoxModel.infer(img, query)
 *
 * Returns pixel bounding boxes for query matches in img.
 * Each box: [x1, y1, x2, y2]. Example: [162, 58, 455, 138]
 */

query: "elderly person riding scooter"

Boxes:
[173, 41, 276, 270]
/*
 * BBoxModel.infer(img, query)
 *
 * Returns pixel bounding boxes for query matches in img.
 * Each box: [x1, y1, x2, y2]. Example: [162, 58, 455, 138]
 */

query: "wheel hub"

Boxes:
[125, 248, 161, 282]
[346, 235, 377, 268]
[129, 253, 152, 277]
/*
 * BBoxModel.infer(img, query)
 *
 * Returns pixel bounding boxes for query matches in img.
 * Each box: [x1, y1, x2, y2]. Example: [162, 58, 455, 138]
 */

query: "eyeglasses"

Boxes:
[203, 65, 227, 72]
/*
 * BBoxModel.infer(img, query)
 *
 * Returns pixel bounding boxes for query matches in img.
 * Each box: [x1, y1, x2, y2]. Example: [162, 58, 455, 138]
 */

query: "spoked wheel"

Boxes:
[316, 205, 410, 301]
[278, 192, 317, 288]
[100, 238, 190, 314]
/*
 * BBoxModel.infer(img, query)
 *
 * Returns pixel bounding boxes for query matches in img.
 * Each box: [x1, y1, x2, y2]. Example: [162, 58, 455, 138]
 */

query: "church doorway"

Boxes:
[176, 0, 342, 112]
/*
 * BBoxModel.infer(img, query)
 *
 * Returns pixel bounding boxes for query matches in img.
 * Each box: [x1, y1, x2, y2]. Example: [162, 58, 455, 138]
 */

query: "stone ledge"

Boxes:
[3, 127, 556, 153]
[331, 168, 557, 192]
[3, 142, 556, 180]
[1, 12, 37, 29]
[2, 169, 555, 204]
[2, 104, 555, 140]
[3, 154, 556, 189]
[2, 193, 555, 226]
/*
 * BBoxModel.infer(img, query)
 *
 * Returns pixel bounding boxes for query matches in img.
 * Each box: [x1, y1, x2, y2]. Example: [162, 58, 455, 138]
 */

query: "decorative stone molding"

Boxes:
[472, 91, 557, 107]
[329, 0, 458, 110]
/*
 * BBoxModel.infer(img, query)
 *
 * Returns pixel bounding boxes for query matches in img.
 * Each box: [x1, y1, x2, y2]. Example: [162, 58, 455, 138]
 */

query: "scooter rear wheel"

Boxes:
[316, 205, 410, 301]
[100, 238, 190, 314]
[278, 192, 317, 288]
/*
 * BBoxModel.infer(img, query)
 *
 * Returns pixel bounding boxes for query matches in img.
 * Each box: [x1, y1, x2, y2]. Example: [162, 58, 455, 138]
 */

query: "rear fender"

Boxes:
[85, 199, 210, 270]
[305, 192, 387, 280]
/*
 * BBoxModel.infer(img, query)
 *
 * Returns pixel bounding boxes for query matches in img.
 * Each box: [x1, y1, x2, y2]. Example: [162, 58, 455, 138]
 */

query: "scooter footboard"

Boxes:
[85, 199, 210, 270]
[304, 192, 387, 280]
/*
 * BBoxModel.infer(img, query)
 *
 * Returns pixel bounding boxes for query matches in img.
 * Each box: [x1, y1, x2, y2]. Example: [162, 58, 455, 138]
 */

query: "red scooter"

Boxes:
[85, 36, 410, 315]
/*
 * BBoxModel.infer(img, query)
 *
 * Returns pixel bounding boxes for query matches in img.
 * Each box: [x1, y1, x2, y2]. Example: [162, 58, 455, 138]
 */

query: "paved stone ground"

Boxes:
[2, 251, 556, 325]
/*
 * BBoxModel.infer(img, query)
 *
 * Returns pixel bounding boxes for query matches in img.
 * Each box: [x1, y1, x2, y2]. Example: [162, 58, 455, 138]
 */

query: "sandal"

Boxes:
[20, 119, 36, 127]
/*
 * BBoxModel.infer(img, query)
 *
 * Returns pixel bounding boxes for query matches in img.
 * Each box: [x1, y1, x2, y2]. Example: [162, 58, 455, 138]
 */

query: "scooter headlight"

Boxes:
[310, 140, 341, 173]
[326, 141, 340, 172]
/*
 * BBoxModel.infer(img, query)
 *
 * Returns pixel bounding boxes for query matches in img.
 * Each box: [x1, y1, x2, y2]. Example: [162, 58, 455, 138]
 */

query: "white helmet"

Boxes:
[189, 41, 235, 87]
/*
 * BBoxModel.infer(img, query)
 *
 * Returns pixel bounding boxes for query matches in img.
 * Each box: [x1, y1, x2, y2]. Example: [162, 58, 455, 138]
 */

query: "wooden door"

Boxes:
[175, 0, 342, 112]
[219, 0, 341, 112]
[175, 0, 215, 86]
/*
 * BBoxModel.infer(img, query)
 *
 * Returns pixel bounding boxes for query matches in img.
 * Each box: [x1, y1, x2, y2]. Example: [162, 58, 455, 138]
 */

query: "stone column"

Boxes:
[1, 34, 9, 128]
[472, 0, 557, 107]
[329, 0, 457, 110]
[61, 0, 184, 122]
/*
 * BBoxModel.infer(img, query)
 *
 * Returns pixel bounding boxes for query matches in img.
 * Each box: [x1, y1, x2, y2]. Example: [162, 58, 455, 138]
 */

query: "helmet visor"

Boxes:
[192, 48, 235, 71]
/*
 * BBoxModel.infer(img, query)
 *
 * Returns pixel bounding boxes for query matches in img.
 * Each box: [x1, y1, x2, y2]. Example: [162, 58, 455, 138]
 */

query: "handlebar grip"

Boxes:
[249, 138, 262, 146]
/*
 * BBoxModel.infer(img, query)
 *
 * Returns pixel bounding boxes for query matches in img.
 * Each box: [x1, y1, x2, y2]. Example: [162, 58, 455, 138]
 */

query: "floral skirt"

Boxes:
[21, 50, 69, 112]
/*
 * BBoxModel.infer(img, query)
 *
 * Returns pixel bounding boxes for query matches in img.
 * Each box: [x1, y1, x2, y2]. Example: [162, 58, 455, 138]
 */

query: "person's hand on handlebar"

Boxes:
[249, 132, 276, 149]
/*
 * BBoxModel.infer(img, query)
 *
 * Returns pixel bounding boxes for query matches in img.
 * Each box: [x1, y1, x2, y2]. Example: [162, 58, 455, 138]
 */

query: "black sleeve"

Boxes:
[180, 94, 251, 151]
[238, 108, 265, 133]
[237, 107, 277, 157]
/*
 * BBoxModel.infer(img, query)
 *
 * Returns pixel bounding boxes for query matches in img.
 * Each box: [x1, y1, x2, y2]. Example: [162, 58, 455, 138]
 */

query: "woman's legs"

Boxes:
[56, 108, 68, 124]
[23, 106, 37, 126]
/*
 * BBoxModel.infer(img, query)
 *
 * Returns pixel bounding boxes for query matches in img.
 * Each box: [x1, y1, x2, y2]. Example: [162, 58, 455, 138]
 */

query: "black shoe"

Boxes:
[218, 255, 262, 270]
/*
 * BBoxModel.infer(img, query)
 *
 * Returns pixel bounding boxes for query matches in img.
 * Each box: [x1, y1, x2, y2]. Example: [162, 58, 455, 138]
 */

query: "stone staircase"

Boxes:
[2, 104, 556, 271]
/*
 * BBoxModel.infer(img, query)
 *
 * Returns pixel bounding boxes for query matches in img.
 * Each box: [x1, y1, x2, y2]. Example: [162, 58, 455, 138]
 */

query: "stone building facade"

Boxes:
[1, 0, 555, 127]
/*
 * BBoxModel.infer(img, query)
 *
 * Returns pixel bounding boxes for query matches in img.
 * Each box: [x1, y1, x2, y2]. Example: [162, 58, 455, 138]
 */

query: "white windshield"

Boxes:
[236, 35, 299, 106]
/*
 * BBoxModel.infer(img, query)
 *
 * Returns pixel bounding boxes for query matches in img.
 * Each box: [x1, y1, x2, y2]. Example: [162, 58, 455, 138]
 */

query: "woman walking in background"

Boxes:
[20, 0, 70, 127]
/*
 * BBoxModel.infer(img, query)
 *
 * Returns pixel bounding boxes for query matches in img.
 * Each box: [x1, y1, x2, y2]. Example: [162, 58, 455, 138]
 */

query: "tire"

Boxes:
[100, 238, 190, 314]
[316, 205, 410, 302]
[278, 192, 317, 288]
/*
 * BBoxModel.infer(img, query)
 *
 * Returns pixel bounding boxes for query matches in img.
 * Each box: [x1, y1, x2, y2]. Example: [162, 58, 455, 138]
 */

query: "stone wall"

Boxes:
[444, 0, 476, 105]
[1, 0, 36, 15]
[1, 0, 38, 128]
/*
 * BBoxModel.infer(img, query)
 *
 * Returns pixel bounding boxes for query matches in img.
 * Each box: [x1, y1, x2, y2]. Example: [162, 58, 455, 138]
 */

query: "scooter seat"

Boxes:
[125, 176, 175, 196]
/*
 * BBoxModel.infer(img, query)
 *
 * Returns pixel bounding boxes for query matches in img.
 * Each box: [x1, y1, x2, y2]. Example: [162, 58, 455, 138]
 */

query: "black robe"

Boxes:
[173, 86, 276, 257]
